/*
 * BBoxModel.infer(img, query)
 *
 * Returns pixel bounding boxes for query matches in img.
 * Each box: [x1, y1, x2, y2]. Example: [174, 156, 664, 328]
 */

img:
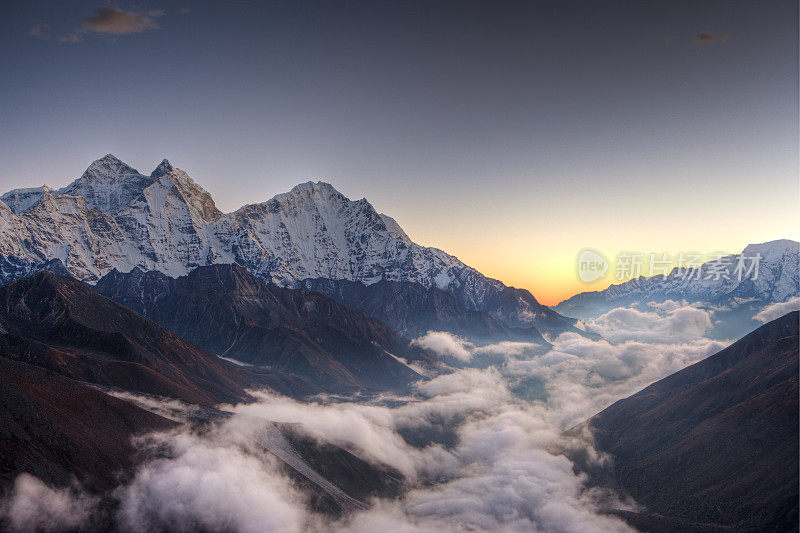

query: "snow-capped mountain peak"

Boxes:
[264, 181, 352, 214]
[0, 185, 53, 213]
[148, 160, 222, 224]
[85, 153, 136, 174]
[742, 239, 799, 263]
[151, 158, 175, 177]
[0, 155, 576, 335]
[555, 239, 800, 323]
[60, 154, 153, 215]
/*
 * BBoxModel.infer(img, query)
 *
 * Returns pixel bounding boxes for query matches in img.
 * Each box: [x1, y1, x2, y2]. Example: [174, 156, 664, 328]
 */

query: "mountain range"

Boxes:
[0, 155, 576, 339]
[0, 270, 407, 520]
[556, 240, 798, 317]
[0, 272, 250, 405]
[556, 239, 799, 338]
[299, 277, 553, 343]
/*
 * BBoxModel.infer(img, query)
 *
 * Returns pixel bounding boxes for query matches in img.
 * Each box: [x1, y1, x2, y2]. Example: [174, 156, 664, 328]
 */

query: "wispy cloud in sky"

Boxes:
[55, 7, 163, 43]
[85, 7, 161, 34]
[28, 24, 50, 38]
[694, 31, 730, 44]
[60, 33, 83, 43]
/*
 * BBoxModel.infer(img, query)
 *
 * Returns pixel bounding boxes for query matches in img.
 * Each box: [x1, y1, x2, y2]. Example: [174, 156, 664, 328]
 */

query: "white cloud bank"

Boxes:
[116, 428, 308, 533]
[235, 369, 636, 532]
[754, 296, 800, 323]
[0, 475, 97, 532]
[0, 301, 732, 532]
[411, 331, 473, 362]
[580, 305, 713, 343]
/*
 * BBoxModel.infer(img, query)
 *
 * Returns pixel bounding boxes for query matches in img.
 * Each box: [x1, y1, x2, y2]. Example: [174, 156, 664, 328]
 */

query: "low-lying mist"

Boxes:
[2, 301, 747, 532]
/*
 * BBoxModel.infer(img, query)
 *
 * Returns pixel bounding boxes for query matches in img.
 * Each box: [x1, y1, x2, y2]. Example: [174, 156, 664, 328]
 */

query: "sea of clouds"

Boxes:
[3, 299, 785, 532]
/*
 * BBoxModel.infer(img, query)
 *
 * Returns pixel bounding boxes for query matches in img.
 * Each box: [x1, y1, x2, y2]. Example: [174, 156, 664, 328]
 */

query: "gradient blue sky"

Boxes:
[1, 1, 797, 303]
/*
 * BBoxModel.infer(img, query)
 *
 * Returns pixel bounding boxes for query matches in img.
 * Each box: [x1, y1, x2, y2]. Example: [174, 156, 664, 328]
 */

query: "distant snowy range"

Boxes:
[0, 156, 797, 532]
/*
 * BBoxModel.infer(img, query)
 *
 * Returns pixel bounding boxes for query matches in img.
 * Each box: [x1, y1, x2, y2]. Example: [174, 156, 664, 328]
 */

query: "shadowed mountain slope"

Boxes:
[94, 264, 434, 392]
[300, 277, 550, 344]
[0, 358, 404, 526]
[575, 311, 799, 531]
[0, 356, 177, 493]
[0, 271, 257, 405]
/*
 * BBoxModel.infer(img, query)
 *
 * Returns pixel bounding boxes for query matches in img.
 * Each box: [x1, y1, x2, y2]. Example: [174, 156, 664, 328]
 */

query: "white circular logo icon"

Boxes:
[577, 249, 608, 283]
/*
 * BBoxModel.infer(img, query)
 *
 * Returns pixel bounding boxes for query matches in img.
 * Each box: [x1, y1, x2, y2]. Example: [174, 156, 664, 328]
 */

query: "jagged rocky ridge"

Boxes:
[0, 155, 576, 338]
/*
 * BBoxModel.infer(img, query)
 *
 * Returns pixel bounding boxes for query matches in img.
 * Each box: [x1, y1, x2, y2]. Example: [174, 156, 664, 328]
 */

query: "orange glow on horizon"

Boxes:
[406, 230, 800, 308]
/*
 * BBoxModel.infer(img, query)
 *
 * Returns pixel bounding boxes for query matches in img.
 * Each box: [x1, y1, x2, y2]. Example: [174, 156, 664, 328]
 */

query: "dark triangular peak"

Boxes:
[94, 267, 175, 315]
[178, 262, 264, 295]
[150, 158, 175, 178]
